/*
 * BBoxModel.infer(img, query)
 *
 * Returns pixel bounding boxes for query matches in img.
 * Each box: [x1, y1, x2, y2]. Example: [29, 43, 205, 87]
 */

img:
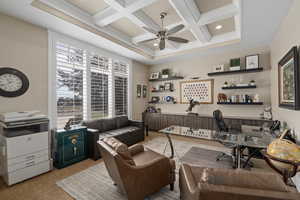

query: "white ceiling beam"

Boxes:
[99, 0, 178, 49]
[169, 0, 211, 43]
[233, 0, 242, 38]
[198, 3, 239, 26]
[36, 0, 154, 57]
[94, 0, 159, 27]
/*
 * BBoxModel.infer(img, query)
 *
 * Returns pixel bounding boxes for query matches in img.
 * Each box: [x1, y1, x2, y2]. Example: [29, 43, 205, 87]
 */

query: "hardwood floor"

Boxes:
[0, 131, 274, 200]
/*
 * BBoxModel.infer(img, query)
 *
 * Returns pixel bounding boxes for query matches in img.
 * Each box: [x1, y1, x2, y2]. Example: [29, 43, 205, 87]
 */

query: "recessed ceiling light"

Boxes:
[215, 25, 223, 30]
[153, 43, 158, 47]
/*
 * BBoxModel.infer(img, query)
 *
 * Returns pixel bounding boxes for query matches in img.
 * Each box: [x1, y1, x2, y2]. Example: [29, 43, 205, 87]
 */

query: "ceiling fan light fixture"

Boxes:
[139, 13, 189, 51]
[216, 25, 223, 30]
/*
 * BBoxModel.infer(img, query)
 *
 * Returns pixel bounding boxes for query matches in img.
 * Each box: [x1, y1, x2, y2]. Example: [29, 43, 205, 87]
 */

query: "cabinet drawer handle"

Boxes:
[25, 161, 35, 167]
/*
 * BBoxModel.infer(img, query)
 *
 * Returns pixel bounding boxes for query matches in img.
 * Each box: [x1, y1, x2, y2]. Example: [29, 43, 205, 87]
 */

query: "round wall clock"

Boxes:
[0, 67, 29, 97]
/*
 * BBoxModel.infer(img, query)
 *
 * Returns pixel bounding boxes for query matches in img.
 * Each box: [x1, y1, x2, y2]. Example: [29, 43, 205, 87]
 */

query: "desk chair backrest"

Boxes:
[213, 110, 229, 132]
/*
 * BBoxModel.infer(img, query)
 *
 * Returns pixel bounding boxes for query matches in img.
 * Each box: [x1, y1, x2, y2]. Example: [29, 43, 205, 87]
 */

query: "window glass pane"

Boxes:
[115, 76, 128, 116]
[89, 54, 111, 119]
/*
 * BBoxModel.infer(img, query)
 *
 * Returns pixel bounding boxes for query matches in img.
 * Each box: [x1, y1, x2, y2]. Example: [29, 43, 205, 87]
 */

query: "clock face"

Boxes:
[0, 73, 23, 92]
[0, 68, 29, 97]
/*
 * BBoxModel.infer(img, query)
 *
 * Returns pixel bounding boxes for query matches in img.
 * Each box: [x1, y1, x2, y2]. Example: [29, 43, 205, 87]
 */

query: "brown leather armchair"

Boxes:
[179, 163, 300, 200]
[97, 137, 175, 200]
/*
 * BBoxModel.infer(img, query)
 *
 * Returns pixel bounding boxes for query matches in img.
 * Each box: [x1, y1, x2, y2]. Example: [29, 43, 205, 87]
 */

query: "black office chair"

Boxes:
[213, 110, 237, 166]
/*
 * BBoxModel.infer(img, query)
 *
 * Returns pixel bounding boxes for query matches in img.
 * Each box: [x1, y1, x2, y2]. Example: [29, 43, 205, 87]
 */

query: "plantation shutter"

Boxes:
[89, 54, 111, 119]
[114, 61, 129, 116]
[56, 42, 87, 129]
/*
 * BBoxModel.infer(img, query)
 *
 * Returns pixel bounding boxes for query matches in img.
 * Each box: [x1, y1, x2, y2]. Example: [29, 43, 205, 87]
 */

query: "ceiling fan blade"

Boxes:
[142, 26, 158, 35]
[159, 39, 165, 50]
[167, 24, 185, 35]
[167, 37, 189, 43]
[137, 38, 158, 44]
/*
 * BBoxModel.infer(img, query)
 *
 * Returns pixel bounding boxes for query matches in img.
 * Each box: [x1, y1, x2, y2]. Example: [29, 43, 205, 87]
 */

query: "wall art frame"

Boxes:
[180, 79, 214, 104]
[246, 54, 259, 69]
[142, 85, 147, 98]
[137, 84, 141, 98]
[278, 46, 300, 110]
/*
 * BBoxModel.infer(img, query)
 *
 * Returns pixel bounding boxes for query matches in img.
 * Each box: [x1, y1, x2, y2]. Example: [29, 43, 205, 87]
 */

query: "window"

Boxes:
[56, 42, 87, 128]
[53, 38, 130, 129]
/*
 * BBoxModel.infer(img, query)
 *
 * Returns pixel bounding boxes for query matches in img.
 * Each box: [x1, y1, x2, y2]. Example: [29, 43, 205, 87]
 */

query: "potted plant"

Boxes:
[249, 80, 256, 86]
[223, 81, 229, 87]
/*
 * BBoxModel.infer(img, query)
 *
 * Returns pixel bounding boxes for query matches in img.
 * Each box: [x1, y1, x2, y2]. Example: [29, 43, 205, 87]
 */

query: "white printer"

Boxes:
[0, 111, 52, 185]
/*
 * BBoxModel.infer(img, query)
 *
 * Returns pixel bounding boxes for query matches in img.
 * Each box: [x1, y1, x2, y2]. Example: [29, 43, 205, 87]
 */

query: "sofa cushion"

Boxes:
[103, 137, 135, 166]
[133, 149, 165, 166]
[102, 118, 117, 132]
[116, 116, 129, 128]
[104, 126, 140, 136]
[82, 119, 102, 130]
[200, 167, 288, 192]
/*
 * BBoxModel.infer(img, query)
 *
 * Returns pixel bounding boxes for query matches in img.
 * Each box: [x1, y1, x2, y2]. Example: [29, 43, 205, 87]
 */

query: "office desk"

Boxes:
[159, 125, 275, 168]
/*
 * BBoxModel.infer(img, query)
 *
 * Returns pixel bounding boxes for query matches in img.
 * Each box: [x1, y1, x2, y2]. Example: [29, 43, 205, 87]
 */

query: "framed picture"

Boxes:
[278, 46, 300, 110]
[150, 72, 160, 80]
[246, 54, 259, 69]
[137, 84, 141, 98]
[164, 82, 173, 91]
[180, 79, 214, 104]
[142, 85, 147, 98]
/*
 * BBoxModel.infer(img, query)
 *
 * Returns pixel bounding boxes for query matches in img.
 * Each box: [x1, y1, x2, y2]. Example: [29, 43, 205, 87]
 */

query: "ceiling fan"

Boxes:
[138, 12, 189, 50]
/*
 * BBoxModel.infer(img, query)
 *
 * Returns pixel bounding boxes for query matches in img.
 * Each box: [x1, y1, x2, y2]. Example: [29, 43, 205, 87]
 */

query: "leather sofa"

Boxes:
[179, 163, 300, 200]
[98, 137, 176, 200]
[82, 116, 144, 160]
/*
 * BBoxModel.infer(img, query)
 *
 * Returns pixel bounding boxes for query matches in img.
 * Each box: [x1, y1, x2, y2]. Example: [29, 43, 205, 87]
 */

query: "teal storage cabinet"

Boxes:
[54, 126, 87, 169]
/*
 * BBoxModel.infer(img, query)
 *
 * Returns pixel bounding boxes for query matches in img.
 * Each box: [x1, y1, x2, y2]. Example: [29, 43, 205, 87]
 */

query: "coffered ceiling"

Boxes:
[30, 0, 242, 59]
[0, 0, 293, 64]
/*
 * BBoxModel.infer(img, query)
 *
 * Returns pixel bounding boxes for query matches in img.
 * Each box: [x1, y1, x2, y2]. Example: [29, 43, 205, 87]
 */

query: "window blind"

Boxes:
[56, 42, 87, 129]
[89, 54, 111, 119]
[114, 61, 128, 116]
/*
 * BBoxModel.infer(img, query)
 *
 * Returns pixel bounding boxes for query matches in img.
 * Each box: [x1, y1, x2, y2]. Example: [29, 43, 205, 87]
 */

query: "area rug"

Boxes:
[56, 137, 230, 200]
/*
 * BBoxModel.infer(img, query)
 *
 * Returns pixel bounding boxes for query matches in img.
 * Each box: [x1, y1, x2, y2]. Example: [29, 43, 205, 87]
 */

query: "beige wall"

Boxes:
[132, 61, 149, 120]
[0, 13, 148, 121]
[270, 0, 300, 138]
[149, 46, 271, 118]
[270, 0, 300, 189]
[0, 13, 48, 115]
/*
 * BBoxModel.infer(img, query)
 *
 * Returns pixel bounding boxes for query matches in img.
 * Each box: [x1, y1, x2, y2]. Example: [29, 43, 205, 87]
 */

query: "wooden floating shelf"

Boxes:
[222, 85, 257, 90]
[149, 76, 184, 82]
[208, 68, 263, 76]
[217, 102, 264, 105]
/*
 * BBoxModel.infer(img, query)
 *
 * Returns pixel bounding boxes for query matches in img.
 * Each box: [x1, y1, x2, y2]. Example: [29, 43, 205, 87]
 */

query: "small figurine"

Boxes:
[64, 118, 74, 130]
[262, 106, 272, 120]
[223, 81, 229, 87]
[249, 80, 256, 86]
[253, 94, 260, 102]
[186, 99, 200, 115]
[218, 93, 227, 102]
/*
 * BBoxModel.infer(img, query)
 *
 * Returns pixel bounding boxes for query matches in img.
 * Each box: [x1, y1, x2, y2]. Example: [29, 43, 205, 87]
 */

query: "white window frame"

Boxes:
[48, 31, 132, 129]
